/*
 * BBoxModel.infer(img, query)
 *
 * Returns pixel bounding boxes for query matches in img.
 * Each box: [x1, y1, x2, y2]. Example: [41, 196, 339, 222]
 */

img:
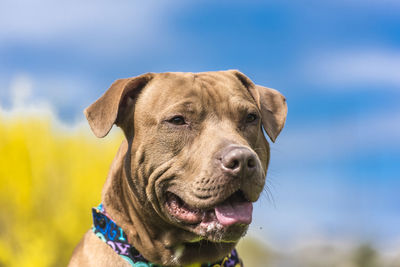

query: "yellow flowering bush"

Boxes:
[0, 113, 123, 266]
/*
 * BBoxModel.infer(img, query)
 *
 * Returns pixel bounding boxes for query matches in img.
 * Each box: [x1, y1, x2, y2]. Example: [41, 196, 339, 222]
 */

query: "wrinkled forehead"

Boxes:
[139, 71, 255, 113]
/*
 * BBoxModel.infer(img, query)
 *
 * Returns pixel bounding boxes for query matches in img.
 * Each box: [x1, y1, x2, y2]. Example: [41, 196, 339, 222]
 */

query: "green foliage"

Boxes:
[237, 237, 271, 267]
[353, 244, 380, 267]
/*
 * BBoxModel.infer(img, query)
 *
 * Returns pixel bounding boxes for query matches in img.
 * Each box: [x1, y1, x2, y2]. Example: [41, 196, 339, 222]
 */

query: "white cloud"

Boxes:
[305, 49, 400, 89]
[9, 74, 33, 107]
[1, 73, 54, 117]
[0, 0, 186, 52]
[0, 73, 124, 137]
[3, 72, 92, 111]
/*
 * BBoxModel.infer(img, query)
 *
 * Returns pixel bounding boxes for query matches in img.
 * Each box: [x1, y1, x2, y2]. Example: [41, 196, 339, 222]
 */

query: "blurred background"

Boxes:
[1, 0, 399, 266]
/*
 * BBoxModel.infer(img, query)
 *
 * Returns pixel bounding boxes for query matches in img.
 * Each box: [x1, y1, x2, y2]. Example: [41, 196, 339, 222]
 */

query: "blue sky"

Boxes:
[1, 0, 399, 252]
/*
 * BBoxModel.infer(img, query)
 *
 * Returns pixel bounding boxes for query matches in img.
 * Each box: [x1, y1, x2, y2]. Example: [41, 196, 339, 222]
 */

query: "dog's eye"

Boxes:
[168, 116, 186, 125]
[246, 113, 258, 123]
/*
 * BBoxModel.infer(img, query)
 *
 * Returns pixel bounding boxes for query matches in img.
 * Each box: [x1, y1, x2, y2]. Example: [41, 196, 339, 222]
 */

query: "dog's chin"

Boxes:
[164, 190, 252, 243]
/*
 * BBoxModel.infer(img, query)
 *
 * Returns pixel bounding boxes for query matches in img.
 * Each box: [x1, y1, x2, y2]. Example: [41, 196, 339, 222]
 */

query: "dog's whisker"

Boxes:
[262, 185, 276, 208]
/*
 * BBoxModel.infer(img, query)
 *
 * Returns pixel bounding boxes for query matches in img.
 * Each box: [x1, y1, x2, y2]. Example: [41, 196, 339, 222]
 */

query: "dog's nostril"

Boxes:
[226, 159, 240, 170]
[247, 158, 255, 168]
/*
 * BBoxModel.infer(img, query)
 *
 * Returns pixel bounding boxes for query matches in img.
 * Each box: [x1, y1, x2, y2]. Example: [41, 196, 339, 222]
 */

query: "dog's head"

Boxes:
[85, 70, 287, 264]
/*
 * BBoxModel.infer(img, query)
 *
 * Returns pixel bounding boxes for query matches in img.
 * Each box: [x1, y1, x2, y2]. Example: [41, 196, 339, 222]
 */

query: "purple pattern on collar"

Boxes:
[92, 204, 243, 266]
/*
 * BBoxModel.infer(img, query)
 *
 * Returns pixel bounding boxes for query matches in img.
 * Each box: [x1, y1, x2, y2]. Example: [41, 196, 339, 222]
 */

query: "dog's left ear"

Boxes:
[230, 70, 288, 142]
[254, 85, 287, 142]
[84, 73, 154, 138]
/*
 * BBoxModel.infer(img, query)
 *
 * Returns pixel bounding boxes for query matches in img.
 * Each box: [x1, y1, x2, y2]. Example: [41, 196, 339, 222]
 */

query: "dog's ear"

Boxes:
[84, 73, 153, 138]
[231, 70, 287, 142]
[253, 85, 287, 142]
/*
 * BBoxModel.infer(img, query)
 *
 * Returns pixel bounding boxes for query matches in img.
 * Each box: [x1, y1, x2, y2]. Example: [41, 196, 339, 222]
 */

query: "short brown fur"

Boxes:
[69, 70, 287, 266]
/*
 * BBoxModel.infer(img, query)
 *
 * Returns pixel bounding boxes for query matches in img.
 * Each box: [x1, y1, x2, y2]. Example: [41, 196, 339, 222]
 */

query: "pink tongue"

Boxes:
[215, 201, 253, 226]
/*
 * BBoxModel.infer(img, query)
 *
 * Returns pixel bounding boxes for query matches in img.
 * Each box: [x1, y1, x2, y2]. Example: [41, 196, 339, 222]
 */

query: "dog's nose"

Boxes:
[220, 146, 257, 176]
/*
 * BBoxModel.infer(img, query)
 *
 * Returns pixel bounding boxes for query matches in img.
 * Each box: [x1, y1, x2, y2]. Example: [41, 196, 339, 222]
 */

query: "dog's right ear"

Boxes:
[84, 73, 153, 138]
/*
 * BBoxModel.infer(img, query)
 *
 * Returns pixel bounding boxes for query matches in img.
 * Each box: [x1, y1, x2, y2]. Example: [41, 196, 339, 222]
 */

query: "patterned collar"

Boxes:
[92, 204, 243, 267]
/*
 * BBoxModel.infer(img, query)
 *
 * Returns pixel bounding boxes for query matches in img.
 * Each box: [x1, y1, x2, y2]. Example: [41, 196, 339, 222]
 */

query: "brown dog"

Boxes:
[68, 70, 287, 266]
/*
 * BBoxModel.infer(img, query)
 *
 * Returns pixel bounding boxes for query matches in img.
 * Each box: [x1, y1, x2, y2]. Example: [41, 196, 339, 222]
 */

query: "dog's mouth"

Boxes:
[165, 190, 253, 228]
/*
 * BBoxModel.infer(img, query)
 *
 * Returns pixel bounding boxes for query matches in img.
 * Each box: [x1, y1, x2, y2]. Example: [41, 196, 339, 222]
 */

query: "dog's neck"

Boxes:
[101, 141, 171, 264]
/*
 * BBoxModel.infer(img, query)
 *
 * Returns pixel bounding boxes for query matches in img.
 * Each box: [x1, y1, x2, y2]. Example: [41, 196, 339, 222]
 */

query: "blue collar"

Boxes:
[92, 204, 243, 267]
